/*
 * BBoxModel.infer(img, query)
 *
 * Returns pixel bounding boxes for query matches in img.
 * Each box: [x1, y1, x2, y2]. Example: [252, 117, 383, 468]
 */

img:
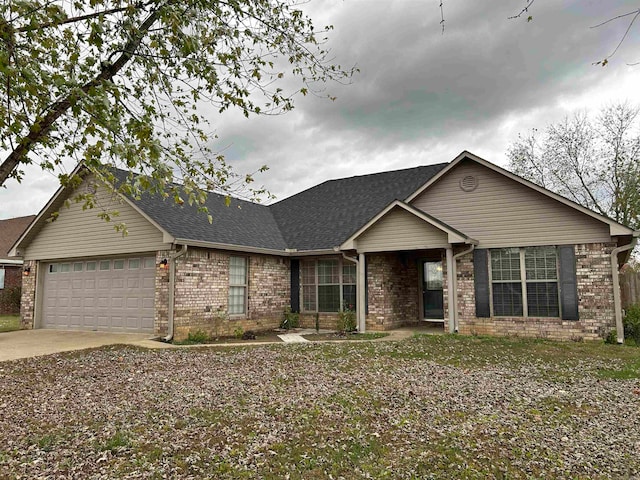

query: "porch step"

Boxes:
[278, 333, 309, 343]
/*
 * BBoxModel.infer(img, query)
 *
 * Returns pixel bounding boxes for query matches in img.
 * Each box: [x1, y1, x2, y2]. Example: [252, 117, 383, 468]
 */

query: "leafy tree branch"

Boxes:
[0, 0, 355, 223]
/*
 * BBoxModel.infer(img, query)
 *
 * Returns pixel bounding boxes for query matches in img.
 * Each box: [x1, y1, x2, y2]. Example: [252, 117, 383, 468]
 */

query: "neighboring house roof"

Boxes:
[270, 163, 449, 250]
[0, 215, 35, 262]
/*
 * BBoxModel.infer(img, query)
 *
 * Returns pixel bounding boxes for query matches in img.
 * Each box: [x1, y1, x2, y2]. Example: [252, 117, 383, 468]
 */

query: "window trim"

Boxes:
[489, 247, 561, 318]
[301, 258, 357, 314]
[228, 256, 248, 317]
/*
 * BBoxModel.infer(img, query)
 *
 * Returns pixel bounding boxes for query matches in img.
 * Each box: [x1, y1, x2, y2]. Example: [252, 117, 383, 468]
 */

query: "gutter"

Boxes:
[611, 232, 640, 344]
[164, 244, 188, 342]
[452, 244, 476, 333]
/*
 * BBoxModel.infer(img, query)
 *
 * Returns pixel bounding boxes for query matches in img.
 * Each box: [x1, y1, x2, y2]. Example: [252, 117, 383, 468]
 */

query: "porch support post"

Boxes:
[358, 252, 366, 333]
[446, 247, 455, 334]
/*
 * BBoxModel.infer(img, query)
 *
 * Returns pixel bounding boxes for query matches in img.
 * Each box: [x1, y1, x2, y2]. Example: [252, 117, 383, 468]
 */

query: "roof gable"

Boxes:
[340, 200, 477, 252]
[407, 151, 635, 237]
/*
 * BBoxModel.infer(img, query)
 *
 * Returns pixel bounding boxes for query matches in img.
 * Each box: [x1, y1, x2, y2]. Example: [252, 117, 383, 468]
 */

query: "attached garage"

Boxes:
[41, 256, 157, 333]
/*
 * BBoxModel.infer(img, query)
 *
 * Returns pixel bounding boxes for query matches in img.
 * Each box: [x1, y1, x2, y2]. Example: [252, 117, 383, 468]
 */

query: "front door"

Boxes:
[423, 260, 444, 319]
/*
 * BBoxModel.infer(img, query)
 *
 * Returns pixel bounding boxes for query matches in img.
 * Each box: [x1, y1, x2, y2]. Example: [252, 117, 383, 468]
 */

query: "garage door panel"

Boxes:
[42, 256, 155, 333]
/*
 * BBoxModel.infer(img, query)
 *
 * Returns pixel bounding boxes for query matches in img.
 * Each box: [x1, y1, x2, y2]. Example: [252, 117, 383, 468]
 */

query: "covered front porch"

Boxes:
[339, 200, 477, 333]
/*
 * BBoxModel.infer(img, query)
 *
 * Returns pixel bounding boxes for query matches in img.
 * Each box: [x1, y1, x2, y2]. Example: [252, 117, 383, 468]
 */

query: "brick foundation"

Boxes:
[457, 243, 616, 341]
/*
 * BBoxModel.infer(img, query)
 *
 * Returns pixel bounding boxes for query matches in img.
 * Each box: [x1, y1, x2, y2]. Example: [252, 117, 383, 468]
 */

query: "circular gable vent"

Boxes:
[459, 175, 478, 192]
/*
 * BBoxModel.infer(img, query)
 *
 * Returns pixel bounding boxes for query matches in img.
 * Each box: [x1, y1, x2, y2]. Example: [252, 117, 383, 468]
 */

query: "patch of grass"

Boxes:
[0, 315, 20, 332]
[597, 357, 640, 379]
[100, 430, 131, 452]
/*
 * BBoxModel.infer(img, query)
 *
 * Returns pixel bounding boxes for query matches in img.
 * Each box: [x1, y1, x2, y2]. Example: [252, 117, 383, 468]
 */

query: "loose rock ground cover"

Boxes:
[1, 334, 639, 479]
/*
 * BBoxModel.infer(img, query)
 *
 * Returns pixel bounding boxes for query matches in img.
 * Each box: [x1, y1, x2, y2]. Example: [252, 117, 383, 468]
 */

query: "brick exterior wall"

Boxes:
[0, 265, 23, 315]
[457, 243, 616, 341]
[167, 248, 290, 341]
[19, 260, 37, 329]
[365, 253, 421, 331]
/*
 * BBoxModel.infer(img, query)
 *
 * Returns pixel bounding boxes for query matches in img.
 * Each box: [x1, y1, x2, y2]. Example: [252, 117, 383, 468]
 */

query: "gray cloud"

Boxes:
[1, 0, 639, 217]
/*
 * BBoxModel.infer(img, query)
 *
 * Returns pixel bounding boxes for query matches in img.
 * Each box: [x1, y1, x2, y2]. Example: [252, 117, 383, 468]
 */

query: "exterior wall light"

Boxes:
[159, 259, 168, 269]
[23, 267, 31, 276]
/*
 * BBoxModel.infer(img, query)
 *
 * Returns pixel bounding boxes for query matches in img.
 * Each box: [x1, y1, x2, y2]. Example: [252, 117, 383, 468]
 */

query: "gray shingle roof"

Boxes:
[270, 164, 448, 250]
[115, 171, 287, 251]
[118, 163, 448, 251]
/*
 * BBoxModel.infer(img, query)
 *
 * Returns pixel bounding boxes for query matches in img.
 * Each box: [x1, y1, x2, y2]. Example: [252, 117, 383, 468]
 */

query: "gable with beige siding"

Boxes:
[355, 206, 450, 252]
[410, 159, 611, 247]
[23, 178, 171, 260]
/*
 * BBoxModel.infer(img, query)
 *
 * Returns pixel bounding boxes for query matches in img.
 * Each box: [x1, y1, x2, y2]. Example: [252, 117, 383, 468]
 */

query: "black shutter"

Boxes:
[558, 245, 579, 320]
[474, 249, 490, 318]
[290, 259, 300, 313]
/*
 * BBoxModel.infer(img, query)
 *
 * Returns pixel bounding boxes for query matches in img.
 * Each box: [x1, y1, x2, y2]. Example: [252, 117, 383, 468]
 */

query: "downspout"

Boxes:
[611, 233, 639, 344]
[452, 244, 476, 333]
[341, 252, 362, 332]
[163, 244, 188, 342]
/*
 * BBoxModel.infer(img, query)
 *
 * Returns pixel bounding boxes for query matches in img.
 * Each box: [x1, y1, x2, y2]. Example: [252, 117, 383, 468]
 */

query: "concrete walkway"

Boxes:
[0, 330, 172, 362]
[0, 324, 446, 362]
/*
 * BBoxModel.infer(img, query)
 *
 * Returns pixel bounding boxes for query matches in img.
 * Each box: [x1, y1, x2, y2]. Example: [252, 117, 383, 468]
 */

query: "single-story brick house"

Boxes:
[0, 215, 36, 315]
[10, 151, 639, 342]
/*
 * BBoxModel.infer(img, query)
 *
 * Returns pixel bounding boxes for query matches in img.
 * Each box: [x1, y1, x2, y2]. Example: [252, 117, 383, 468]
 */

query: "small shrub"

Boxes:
[186, 329, 209, 344]
[242, 330, 256, 340]
[604, 329, 618, 344]
[624, 304, 640, 345]
[280, 306, 300, 330]
[337, 307, 357, 333]
[233, 326, 244, 339]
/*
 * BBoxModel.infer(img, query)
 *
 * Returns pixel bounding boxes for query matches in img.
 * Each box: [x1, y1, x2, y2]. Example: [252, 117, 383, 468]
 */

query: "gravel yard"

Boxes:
[1, 335, 639, 479]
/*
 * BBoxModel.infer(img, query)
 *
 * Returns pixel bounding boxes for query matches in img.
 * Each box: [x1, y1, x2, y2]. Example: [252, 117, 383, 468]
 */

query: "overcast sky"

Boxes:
[1, 0, 640, 219]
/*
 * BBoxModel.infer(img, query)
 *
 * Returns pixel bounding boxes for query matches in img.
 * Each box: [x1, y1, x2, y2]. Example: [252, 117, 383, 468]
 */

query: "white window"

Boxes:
[490, 247, 559, 317]
[228, 256, 247, 315]
[302, 259, 357, 313]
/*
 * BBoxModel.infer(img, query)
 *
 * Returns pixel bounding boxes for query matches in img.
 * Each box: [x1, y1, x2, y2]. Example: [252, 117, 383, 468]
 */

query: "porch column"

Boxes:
[358, 252, 366, 333]
[446, 247, 455, 333]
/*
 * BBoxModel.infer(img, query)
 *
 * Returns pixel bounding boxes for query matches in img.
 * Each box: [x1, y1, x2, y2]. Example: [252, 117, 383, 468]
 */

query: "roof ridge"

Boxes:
[270, 162, 449, 206]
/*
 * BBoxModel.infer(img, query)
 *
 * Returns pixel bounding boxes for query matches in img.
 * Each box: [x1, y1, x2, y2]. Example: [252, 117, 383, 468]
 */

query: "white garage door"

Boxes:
[42, 256, 156, 333]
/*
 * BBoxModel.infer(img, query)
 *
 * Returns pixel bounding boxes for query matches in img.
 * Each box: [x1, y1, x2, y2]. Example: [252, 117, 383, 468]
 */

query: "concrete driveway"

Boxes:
[0, 329, 173, 362]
